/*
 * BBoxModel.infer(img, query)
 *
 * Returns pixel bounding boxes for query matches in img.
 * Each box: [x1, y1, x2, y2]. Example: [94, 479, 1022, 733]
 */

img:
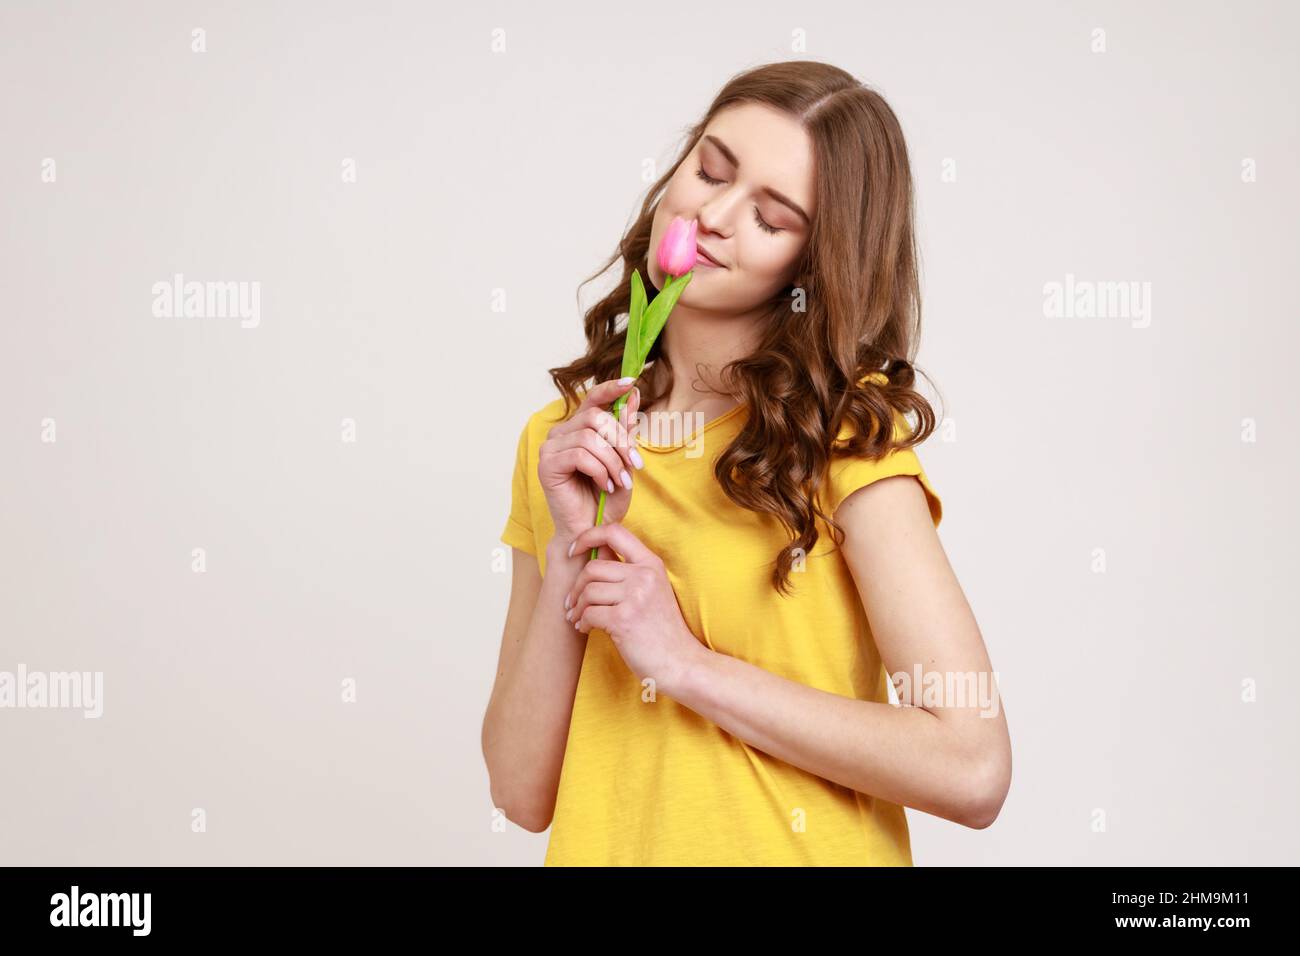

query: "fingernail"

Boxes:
[565, 608, 573, 621]
[606, 479, 615, 493]
[564, 593, 570, 610]
[618, 376, 634, 385]
[630, 448, 644, 470]
[620, 469, 632, 490]
[567, 539, 576, 557]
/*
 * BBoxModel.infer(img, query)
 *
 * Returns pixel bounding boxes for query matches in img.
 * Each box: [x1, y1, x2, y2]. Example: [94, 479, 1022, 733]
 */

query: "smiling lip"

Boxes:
[695, 247, 725, 268]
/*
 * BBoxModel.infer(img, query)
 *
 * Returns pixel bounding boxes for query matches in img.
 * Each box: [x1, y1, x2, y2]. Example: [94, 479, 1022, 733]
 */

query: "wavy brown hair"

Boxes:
[547, 60, 941, 596]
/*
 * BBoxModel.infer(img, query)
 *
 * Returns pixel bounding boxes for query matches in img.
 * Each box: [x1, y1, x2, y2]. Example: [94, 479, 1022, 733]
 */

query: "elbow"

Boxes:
[491, 786, 553, 833]
[482, 718, 556, 833]
[957, 749, 1012, 830]
[514, 810, 553, 834]
[486, 766, 554, 834]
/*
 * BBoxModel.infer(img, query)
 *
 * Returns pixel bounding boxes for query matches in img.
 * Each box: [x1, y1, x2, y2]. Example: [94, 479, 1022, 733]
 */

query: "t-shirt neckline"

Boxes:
[634, 401, 747, 453]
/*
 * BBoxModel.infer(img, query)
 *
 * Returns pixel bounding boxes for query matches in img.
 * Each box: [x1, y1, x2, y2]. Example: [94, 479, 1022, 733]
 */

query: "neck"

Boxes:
[646, 297, 763, 414]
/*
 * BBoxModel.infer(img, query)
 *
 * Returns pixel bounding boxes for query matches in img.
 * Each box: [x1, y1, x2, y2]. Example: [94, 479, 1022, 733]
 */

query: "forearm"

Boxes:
[669, 645, 996, 828]
[483, 537, 590, 828]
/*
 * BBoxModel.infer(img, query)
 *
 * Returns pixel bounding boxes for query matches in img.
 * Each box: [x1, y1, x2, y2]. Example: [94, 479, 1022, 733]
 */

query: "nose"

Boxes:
[696, 189, 739, 240]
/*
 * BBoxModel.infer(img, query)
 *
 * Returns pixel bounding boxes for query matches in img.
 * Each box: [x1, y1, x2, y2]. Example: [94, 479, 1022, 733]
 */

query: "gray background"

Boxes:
[1, 0, 1296, 865]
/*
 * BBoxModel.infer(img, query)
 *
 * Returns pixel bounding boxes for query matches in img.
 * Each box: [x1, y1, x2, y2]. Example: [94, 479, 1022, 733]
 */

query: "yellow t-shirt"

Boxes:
[499, 372, 942, 866]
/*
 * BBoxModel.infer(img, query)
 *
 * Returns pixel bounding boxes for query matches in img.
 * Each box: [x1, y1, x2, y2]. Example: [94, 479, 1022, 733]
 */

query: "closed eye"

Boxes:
[695, 165, 724, 187]
[694, 165, 784, 235]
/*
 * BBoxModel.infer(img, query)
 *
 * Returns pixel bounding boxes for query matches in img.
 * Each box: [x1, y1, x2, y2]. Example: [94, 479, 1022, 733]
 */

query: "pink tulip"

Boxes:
[657, 216, 698, 278]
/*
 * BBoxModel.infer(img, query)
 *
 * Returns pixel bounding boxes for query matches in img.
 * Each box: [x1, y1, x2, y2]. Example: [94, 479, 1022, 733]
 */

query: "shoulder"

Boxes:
[821, 374, 943, 528]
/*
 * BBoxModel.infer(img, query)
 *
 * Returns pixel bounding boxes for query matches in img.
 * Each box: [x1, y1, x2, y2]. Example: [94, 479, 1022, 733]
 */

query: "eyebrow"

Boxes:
[703, 134, 812, 225]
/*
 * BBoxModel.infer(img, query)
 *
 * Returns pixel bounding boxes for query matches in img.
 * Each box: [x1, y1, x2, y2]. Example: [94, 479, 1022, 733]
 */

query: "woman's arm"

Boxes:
[483, 378, 645, 831]
[480, 538, 599, 832]
[666, 474, 1011, 829]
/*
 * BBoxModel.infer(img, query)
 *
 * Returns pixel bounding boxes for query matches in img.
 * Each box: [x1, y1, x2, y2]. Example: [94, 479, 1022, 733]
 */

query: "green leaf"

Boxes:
[630, 269, 647, 331]
[621, 270, 646, 378]
[638, 271, 692, 366]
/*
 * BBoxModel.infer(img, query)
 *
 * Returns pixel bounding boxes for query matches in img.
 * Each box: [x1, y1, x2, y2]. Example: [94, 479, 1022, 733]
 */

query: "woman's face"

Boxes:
[648, 101, 816, 313]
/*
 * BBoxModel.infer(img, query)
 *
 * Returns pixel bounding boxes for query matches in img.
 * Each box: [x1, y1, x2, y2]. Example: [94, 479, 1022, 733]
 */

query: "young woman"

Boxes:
[482, 61, 1012, 866]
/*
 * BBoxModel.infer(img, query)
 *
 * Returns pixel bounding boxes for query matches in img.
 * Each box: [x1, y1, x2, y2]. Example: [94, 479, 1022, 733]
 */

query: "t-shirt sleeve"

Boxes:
[822, 411, 943, 528]
[500, 417, 539, 556]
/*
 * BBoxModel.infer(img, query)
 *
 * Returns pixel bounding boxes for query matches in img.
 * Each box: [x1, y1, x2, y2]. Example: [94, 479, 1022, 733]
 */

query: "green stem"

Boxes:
[588, 389, 630, 560]
[584, 271, 681, 562]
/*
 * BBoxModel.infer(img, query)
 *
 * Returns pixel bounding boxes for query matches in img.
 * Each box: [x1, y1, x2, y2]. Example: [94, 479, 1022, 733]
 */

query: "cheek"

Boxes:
[667, 171, 708, 209]
[736, 240, 794, 283]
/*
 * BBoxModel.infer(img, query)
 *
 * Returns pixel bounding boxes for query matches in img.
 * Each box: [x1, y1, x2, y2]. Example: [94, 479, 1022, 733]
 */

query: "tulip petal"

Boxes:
[657, 215, 699, 278]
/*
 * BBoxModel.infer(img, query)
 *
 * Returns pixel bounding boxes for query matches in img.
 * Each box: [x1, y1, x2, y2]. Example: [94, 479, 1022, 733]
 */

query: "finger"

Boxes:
[553, 404, 636, 485]
[569, 521, 658, 565]
[574, 601, 618, 637]
[556, 444, 616, 495]
[578, 376, 640, 417]
[568, 581, 621, 629]
[574, 422, 632, 492]
[587, 409, 636, 488]
[564, 559, 629, 613]
[546, 430, 625, 494]
[624, 387, 645, 465]
[546, 377, 636, 438]
[616, 385, 635, 429]
[582, 375, 639, 408]
[581, 404, 636, 466]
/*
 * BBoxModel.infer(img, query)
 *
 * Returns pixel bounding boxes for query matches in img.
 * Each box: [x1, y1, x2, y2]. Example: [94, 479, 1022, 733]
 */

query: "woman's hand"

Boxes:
[561, 521, 707, 699]
[538, 377, 644, 542]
